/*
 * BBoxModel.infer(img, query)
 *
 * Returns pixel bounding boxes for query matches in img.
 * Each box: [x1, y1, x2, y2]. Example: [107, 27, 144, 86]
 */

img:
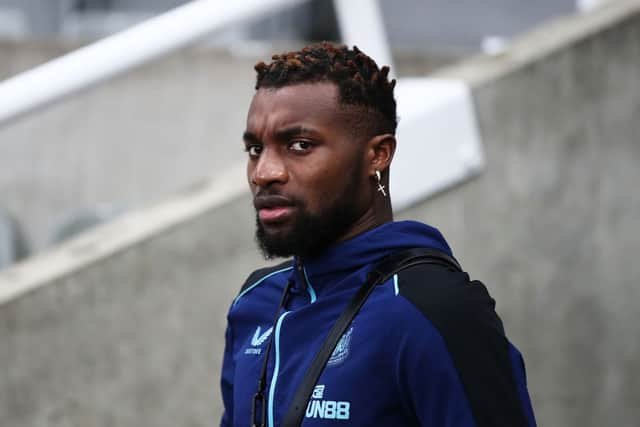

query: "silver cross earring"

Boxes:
[375, 171, 387, 197]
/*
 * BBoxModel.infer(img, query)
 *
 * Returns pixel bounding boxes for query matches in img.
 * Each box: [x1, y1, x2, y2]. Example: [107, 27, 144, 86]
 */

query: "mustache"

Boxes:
[253, 191, 302, 210]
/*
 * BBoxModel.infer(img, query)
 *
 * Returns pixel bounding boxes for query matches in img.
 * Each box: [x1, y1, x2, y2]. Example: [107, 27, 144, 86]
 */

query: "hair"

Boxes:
[254, 41, 397, 136]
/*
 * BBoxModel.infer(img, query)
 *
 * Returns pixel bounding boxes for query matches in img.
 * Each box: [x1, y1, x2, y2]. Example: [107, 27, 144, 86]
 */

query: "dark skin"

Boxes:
[244, 81, 396, 247]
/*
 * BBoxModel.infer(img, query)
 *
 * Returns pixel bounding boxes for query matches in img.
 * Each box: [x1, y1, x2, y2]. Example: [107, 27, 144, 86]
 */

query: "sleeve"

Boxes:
[219, 319, 235, 427]
[396, 305, 477, 426]
[397, 266, 537, 427]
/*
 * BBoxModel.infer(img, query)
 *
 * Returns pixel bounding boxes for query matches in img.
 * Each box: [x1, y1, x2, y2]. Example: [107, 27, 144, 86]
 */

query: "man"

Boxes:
[220, 42, 536, 427]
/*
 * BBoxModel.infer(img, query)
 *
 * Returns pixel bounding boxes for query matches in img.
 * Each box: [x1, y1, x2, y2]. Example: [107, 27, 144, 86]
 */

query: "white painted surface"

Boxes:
[482, 35, 509, 56]
[0, 0, 306, 126]
[577, 0, 610, 12]
[333, 0, 395, 75]
[391, 78, 485, 210]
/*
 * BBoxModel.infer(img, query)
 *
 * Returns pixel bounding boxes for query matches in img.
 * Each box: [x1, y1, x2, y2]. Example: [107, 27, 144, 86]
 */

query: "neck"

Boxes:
[336, 200, 393, 244]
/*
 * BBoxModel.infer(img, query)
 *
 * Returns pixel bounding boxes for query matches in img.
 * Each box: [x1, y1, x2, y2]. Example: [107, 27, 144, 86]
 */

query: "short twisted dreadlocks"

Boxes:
[254, 42, 397, 136]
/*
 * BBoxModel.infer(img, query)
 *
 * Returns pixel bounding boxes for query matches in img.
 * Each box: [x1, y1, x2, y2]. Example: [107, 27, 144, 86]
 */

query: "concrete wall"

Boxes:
[1, 1, 639, 426]
[0, 41, 257, 251]
[401, 2, 640, 425]
[0, 184, 257, 426]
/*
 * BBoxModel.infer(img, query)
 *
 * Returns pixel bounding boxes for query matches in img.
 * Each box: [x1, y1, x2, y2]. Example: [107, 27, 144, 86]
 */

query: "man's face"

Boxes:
[244, 82, 371, 259]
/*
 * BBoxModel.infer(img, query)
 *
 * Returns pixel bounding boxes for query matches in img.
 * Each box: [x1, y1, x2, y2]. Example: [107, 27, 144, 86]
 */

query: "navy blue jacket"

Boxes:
[220, 221, 536, 426]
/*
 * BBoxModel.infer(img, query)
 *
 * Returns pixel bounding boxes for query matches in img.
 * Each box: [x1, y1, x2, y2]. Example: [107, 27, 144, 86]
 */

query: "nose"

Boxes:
[250, 147, 288, 188]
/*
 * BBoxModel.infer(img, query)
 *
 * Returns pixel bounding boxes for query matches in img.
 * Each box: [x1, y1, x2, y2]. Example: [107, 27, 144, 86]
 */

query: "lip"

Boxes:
[258, 206, 294, 223]
[254, 194, 296, 224]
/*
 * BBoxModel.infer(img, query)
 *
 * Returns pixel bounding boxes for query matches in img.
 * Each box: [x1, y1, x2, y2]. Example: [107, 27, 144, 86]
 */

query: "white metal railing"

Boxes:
[0, 0, 399, 127]
[0, 0, 307, 126]
[333, 0, 393, 78]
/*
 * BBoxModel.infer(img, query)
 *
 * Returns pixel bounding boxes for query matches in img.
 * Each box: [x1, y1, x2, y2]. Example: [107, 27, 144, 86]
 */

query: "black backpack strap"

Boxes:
[281, 248, 462, 427]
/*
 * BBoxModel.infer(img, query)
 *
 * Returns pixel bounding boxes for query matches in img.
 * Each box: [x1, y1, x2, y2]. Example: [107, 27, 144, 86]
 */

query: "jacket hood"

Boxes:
[295, 220, 453, 288]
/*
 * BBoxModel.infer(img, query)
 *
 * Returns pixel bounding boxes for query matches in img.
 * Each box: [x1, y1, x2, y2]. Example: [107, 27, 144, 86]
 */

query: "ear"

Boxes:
[365, 134, 396, 177]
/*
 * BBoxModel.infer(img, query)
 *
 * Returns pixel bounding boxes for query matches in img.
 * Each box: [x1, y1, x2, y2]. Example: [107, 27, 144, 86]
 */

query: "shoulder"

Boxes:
[239, 259, 293, 293]
[396, 264, 533, 426]
[233, 259, 293, 306]
[396, 263, 505, 335]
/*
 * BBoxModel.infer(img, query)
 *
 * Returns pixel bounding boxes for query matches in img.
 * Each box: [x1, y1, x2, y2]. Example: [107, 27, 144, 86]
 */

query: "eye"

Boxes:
[245, 144, 262, 158]
[289, 140, 312, 152]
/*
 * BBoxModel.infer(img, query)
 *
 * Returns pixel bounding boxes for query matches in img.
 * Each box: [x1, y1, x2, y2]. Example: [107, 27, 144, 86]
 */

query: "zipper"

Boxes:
[267, 310, 291, 427]
[252, 280, 292, 427]
[258, 260, 315, 426]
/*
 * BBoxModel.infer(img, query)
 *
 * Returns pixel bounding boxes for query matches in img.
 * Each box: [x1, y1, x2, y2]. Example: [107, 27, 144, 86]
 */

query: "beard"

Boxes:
[255, 169, 364, 260]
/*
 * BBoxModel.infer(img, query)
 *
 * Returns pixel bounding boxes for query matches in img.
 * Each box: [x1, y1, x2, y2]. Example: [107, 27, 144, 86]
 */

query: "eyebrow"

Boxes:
[243, 131, 259, 144]
[274, 126, 318, 141]
[242, 126, 319, 145]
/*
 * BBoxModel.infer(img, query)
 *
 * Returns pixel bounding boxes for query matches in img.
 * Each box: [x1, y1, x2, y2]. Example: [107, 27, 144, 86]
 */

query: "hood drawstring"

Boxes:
[295, 258, 309, 296]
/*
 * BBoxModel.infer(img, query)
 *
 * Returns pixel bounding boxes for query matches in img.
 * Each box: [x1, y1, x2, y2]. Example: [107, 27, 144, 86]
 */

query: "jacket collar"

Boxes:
[290, 220, 452, 294]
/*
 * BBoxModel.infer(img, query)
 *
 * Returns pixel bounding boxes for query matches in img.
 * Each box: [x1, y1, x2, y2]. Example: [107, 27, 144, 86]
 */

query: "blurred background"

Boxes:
[0, 0, 638, 426]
